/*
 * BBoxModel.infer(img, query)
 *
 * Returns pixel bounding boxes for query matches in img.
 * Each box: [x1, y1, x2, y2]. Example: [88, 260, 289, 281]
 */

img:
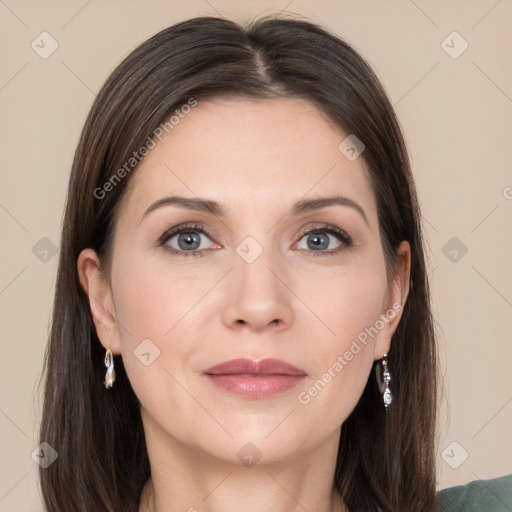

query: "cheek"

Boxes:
[300, 258, 386, 349]
[109, 259, 213, 433]
[109, 255, 204, 389]
[293, 261, 386, 419]
[112, 254, 208, 346]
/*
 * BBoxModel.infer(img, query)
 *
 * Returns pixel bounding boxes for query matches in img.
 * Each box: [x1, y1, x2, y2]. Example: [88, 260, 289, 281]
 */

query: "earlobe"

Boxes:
[77, 248, 122, 354]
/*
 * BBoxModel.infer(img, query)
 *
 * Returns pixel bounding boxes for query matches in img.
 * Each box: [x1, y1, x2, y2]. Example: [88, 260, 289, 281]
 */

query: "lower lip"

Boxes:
[205, 374, 306, 398]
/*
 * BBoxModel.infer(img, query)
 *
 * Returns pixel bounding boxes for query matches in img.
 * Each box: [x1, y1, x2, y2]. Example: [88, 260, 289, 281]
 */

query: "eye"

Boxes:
[158, 222, 352, 257]
[296, 225, 352, 255]
[158, 223, 217, 257]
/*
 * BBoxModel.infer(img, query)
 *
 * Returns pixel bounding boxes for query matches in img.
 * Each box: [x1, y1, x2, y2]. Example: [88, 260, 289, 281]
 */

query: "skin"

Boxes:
[78, 97, 410, 512]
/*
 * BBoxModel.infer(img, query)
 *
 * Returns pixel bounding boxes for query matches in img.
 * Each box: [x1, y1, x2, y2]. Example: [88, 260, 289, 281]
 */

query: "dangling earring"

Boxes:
[376, 353, 392, 412]
[104, 349, 116, 389]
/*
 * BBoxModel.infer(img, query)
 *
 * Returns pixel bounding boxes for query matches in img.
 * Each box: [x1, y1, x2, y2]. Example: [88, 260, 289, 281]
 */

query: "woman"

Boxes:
[37, 13, 510, 512]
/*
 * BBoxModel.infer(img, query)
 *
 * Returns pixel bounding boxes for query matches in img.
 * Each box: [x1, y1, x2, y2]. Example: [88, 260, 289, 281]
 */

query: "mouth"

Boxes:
[203, 358, 307, 399]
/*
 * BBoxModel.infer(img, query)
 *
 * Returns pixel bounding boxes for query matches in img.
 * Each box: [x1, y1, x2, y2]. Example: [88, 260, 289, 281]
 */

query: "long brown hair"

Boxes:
[39, 14, 438, 512]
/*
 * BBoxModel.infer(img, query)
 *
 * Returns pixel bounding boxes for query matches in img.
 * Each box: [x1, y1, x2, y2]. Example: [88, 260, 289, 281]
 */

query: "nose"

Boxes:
[221, 245, 294, 333]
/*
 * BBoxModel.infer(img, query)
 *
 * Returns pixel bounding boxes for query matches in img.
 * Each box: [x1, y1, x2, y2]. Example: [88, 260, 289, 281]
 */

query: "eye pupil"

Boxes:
[179, 231, 201, 250]
[308, 232, 329, 250]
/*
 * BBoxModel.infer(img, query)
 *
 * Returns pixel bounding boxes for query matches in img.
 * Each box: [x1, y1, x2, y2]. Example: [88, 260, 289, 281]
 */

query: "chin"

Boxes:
[194, 427, 311, 468]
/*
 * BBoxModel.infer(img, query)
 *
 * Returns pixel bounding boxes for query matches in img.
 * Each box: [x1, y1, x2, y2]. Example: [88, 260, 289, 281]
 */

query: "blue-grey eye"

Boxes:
[166, 230, 211, 251]
[297, 230, 343, 251]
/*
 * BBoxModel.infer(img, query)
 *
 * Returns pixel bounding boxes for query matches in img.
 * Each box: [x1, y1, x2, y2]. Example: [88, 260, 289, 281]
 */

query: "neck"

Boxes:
[140, 475, 346, 512]
[138, 418, 347, 512]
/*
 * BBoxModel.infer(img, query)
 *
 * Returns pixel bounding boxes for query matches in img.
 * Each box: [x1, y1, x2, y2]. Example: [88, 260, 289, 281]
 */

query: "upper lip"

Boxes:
[204, 358, 307, 376]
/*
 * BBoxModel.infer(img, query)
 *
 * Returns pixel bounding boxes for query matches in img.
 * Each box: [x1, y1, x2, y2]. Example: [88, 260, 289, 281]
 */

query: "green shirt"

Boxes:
[437, 473, 512, 511]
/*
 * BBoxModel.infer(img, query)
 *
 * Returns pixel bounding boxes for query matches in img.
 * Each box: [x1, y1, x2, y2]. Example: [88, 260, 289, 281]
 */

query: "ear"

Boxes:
[77, 248, 122, 355]
[373, 240, 411, 360]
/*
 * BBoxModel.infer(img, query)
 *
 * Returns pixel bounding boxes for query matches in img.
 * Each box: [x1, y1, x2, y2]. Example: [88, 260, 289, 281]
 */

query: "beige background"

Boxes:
[1, 1, 511, 510]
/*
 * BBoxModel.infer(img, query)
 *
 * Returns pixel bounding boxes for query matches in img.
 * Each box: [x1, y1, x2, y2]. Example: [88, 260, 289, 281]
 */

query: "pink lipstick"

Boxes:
[203, 358, 307, 398]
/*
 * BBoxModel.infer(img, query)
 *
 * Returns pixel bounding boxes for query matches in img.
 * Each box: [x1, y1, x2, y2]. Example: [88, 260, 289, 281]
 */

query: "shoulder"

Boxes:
[437, 473, 512, 512]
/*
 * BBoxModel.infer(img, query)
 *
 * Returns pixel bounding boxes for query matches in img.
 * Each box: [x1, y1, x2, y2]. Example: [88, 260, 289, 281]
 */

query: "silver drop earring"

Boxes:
[376, 353, 392, 412]
[104, 349, 116, 389]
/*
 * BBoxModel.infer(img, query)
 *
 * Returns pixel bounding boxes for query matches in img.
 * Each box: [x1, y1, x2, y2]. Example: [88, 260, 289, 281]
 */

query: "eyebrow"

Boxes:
[140, 194, 370, 227]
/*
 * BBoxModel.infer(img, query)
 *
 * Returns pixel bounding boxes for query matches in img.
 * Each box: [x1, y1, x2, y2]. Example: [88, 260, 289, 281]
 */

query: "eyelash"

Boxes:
[157, 222, 353, 258]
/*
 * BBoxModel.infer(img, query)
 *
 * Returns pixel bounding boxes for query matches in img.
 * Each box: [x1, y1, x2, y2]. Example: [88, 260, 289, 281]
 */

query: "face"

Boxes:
[79, 97, 410, 467]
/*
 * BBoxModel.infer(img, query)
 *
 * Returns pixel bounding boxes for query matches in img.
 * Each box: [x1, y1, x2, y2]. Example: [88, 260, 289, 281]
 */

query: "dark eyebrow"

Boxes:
[290, 196, 369, 227]
[141, 196, 223, 222]
[140, 194, 369, 227]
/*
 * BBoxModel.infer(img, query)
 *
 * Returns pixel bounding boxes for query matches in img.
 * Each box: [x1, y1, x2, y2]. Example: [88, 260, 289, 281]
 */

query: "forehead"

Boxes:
[118, 97, 377, 225]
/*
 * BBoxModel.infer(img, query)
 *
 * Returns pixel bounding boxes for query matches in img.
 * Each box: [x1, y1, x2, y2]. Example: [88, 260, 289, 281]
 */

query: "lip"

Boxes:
[203, 358, 307, 398]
